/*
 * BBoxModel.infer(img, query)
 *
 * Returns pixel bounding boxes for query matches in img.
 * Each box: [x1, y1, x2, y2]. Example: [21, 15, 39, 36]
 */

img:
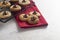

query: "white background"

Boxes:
[0, 0, 60, 40]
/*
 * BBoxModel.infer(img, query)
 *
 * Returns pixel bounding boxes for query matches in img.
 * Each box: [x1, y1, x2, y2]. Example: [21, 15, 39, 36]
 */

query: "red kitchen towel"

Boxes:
[15, 1, 48, 28]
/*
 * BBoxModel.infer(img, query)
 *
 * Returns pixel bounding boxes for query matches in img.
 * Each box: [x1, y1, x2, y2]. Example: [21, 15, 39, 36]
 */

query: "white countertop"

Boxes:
[0, 0, 60, 40]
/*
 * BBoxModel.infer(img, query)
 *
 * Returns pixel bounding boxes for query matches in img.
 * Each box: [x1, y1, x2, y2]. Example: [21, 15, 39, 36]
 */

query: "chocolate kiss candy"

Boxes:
[33, 11, 37, 15]
[22, 0, 26, 2]
[31, 17, 36, 21]
[3, 11, 6, 15]
[13, 4, 17, 8]
[23, 14, 27, 18]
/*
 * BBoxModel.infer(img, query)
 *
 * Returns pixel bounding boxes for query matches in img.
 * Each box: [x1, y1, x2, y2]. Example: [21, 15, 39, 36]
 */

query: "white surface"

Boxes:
[0, 0, 60, 40]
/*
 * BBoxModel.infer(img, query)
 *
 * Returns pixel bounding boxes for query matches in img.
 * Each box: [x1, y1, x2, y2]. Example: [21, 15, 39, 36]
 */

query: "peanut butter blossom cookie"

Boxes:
[0, 0, 11, 7]
[10, 5, 21, 11]
[29, 11, 41, 17]
[27, 15, 39, 24]
[19, 14, 29, 21]
[0, 11, 11, 19]
[19, 0, 30, 6]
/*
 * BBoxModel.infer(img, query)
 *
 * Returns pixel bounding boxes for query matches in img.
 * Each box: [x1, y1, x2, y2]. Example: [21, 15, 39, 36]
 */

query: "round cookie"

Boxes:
[19, 14, 29, 21]
[0, 0, 11, 7]
[27, 15, 39, 24]
[0, 11, 11, 19]
[10, 5, 21, 11]
[19, 0, 30, 6]
[29, 11, 41, 17]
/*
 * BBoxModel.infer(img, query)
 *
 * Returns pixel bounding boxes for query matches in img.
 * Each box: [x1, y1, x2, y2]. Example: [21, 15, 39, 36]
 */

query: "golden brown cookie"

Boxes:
[0, 11, 11, 19]
[19, 0, 30, 6]
[0, 1, 11, 7]
[10, 5, 21, 11]
[27, 15, 39, 24]
[29, 11, 41, 17]
[19, 14, 29, 21]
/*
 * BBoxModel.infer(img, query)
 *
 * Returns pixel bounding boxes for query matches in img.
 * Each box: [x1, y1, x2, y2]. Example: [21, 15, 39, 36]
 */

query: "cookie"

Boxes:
[10, 5, 21, 11]
[19, 14, 29, 21]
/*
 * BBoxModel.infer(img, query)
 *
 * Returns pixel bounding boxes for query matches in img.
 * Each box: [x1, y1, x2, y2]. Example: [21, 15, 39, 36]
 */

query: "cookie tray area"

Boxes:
[14, 1, 48, 28]
[0, 0, 48, 28]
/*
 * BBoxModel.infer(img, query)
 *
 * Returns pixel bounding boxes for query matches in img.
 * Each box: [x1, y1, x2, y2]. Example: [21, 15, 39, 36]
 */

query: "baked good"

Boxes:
[19, 0, 30, 6]
[19, 14, 29, 21]
[29, 11, 41, 17]
[0, 0, 11, 7]
[0, 11, 11, 19]
[10, 5, 21, 11]
[27, 15, 39, 24]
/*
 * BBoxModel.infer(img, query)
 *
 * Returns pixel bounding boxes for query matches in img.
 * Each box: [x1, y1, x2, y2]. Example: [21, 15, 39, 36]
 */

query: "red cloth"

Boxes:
[14, 1, 48, 28]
